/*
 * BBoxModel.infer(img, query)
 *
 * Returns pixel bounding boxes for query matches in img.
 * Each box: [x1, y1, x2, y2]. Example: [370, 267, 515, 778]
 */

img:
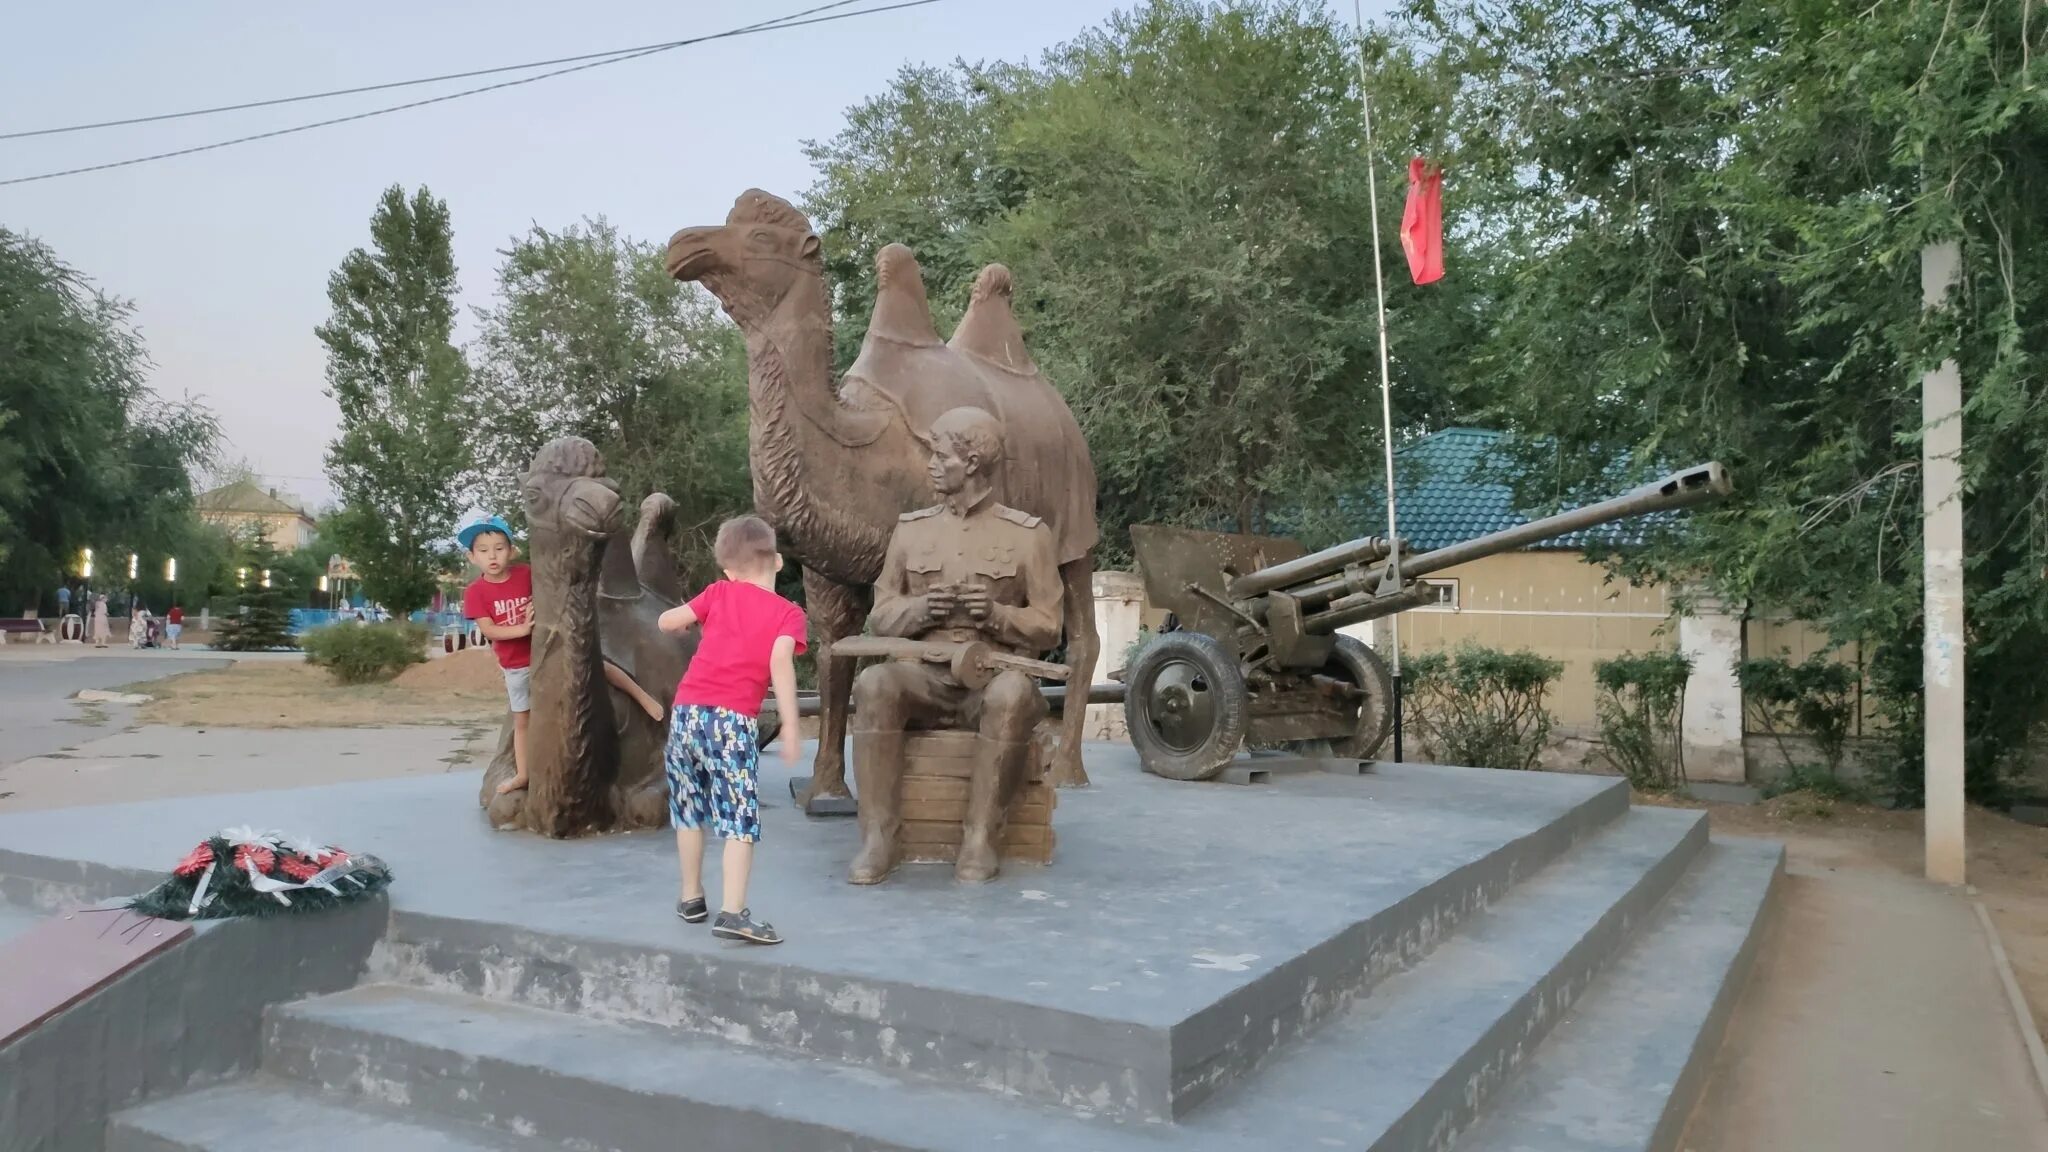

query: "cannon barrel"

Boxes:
[1301, 461, 1732, 636]
[1225, 535, 1395, 601]
[1399, 461, 1731, 580]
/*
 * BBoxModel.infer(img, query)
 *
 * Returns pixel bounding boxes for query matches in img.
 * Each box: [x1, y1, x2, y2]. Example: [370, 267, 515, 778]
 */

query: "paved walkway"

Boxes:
[1682, 862, 2048, 1149]
[0, 651, 231, 766]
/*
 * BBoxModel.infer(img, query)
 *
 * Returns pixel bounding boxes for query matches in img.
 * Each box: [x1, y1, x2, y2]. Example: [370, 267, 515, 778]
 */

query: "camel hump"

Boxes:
[867, 244, 941, 347]
[631, 493, 685, 602]
[949, 263, 1037, 375]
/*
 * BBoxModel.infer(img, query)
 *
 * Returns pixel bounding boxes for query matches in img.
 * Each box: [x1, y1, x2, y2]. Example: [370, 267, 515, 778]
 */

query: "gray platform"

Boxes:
[0, 743, 1782, 1152]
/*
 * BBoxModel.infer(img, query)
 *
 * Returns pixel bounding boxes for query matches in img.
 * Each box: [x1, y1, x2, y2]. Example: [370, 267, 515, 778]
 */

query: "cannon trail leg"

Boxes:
[797, 572, 867, 815]
[1051, 558, 1098, 788]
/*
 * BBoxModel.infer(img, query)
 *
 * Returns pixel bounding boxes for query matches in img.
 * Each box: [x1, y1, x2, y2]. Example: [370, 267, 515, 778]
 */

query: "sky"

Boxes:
[0, 0, 1152, 510]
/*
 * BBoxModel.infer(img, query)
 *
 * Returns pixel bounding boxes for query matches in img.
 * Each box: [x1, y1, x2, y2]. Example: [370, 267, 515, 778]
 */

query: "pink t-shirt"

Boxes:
[674, 580, 807, 717]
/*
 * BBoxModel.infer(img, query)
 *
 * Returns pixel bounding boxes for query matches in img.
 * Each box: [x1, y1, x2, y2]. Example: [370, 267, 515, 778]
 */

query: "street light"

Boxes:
[261, 569, 271, 589]
[165, 557, 177, 582]
[237, 567, 247, 586]
[128, 552, 138, 580]
[82, 548, 93, 579]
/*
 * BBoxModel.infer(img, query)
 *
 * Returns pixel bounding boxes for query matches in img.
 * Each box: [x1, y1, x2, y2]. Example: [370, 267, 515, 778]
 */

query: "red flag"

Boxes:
[1399, 157, 1444, 285]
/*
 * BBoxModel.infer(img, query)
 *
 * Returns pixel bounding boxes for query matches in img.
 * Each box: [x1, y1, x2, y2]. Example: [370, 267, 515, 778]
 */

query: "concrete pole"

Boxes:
[1921, 240, 1966, 886]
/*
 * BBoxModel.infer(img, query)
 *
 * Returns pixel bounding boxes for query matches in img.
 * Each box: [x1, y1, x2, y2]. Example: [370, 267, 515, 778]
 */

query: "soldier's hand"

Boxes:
[925, 586, 958, 621]
[959, 584, 993, 621]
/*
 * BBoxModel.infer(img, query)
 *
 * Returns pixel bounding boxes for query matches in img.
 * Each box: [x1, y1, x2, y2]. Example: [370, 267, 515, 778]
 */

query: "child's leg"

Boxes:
[710, 711, 764, 914]
[669, 707, 715, 903]
[721, 838, 753, 915]
[496, 669, 532, 794]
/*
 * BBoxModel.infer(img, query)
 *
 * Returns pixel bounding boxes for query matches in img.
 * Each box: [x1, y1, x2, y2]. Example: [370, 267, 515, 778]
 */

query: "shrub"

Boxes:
[1404, 644, 1564, 771]
[1739, 653, 1858, 777]
[302, 622, 429, 685]
[1594, 651, 1692, 791]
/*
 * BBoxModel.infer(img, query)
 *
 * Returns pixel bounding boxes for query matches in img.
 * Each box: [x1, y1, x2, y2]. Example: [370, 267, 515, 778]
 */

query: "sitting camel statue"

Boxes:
[481, 436, 778, 837]
[666, 190, 1100, 813]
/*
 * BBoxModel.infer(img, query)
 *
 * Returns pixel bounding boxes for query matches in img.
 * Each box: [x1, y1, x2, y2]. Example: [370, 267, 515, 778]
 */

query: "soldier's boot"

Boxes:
[957, 738, 1030, 884]
[848, 731, 903, 885]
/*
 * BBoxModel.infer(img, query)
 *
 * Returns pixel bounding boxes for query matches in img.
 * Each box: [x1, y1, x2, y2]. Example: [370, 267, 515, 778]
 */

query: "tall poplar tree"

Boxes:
[318, 185, 471, 614]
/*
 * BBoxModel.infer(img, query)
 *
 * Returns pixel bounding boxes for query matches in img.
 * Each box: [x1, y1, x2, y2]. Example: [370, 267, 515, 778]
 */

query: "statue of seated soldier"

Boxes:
[849, 406, 1064, 885]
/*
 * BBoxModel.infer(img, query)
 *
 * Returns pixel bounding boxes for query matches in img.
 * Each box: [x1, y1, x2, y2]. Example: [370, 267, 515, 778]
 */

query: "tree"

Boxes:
[1402, 0, 2048, 797]
[467, 218, 751, 585]
[0, 228, 219, 613]
[800, 2, 1498, 560]
[211, 536, 297, 651]
[318, 185, 471, 614]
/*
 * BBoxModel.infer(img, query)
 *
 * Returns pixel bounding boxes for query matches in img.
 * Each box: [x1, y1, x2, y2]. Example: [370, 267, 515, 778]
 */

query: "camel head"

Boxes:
[522, 437, 622, 542]
[666, 189, 822, 328]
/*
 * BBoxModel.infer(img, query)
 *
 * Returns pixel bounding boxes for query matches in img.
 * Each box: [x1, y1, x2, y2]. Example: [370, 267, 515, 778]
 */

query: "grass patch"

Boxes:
[122, 661, 505, 729]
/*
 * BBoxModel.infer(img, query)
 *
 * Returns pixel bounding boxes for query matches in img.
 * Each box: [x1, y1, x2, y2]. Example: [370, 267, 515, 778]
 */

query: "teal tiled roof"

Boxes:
[1337, 428, 1657, 552]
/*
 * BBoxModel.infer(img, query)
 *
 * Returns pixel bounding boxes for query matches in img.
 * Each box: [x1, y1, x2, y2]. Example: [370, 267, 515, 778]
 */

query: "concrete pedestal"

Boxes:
[1084, 570, 1144, 742]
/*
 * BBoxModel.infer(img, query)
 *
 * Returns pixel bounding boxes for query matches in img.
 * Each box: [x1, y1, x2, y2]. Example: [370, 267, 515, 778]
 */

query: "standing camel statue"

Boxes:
[666, 190, 1100, 811]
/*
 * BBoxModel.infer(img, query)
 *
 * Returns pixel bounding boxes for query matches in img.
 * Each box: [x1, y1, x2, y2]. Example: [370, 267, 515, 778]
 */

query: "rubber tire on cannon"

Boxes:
[1123, 631, 1248, 781]
[1322, 634, 1395, 760]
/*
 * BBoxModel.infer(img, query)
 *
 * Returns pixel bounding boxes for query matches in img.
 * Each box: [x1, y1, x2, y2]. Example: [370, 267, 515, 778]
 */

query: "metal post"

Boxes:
[1353, 0, 1404, 761]
[1921, 240, 1966, 885]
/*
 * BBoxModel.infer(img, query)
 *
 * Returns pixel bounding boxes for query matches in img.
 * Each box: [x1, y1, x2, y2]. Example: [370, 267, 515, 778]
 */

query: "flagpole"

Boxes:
[1354, 0, 1404, 762]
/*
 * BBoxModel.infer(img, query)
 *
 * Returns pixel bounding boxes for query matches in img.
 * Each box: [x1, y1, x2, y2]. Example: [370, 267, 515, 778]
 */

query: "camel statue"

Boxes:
[666, 190, 1100, 811]
[482, 437, 781, 836]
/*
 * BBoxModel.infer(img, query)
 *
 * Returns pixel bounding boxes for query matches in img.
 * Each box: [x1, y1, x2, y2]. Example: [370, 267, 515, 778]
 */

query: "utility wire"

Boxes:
[0, 0, 873, 142]
[0, 0, 941, 188]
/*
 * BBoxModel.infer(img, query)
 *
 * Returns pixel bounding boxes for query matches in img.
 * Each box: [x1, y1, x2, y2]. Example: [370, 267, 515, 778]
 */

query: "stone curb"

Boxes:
[1972, 896, 2048, 1109]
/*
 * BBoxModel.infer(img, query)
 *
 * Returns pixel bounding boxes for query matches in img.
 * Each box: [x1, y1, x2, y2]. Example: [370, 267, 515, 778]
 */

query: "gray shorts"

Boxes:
[503, 666, 532, 713]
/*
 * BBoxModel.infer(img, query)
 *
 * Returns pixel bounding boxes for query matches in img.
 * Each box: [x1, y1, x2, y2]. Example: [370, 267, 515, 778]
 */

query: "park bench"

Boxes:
[0, 618, 52, 644]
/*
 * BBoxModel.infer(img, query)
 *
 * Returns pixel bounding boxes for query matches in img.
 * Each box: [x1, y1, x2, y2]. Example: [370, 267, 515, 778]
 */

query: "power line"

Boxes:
[0, 0, 943, 188]
[0, 0, 874, 142]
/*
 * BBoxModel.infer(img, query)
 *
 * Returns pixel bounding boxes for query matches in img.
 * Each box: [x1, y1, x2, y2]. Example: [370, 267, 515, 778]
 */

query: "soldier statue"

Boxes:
[849, 406, 1065, 885]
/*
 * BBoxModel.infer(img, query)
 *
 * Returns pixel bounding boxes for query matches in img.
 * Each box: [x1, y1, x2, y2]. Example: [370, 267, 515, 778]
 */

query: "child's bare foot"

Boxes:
[495, 775, 528, 795]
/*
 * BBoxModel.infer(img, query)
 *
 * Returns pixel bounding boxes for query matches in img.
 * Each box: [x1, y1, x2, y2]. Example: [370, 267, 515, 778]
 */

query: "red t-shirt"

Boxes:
[463, 565, 534, 670]
[167, 607, 183, 625]
[674, 580, 807, 717]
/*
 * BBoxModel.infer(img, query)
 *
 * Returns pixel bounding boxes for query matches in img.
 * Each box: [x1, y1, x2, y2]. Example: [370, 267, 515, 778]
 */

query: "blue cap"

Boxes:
[458, 515, 514, 551]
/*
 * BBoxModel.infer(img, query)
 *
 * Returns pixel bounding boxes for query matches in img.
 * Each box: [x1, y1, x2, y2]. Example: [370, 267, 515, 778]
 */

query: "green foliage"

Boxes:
[301, 621, 428, 684]
[468, 217, 752, 587]
[802, 1, 1495, 559]
[1593, 651, 1691, 791]
[1404, 644, 1564, 770]
[1739, 653, 1859, 777]
[0, 229, 220, 613]
[211, 537, 297, 651]
[1406, 0, 2048, 799]
[319, 185, 472, 614]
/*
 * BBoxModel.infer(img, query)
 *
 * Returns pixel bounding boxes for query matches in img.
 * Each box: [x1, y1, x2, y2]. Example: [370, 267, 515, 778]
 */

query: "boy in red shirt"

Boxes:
[659, 515, 805, 945]
[460, 516, 535, 796]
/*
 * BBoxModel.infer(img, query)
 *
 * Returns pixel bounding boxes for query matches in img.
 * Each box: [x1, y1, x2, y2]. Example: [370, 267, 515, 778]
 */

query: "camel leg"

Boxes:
[1052, 558, 1099, 788]
[800, 571, 868, 811]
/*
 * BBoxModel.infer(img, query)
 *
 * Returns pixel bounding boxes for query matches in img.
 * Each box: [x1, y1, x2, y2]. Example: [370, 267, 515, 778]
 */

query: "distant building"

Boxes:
[196, 480, 319, 553]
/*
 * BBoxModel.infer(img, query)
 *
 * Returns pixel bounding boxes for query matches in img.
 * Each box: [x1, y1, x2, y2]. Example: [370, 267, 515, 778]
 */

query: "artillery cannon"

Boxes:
[1120, 462, 1734, 780]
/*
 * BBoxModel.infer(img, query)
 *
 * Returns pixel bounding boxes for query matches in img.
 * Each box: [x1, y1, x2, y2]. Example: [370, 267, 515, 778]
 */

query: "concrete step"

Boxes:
[106, 1076, 537, 1152]
[1449, 838, 1784, 1152]
[261, 983, 1146, 1152]
[366, 768, 1630, 1123]
[1174, 805, 1711, 1150]
[0, 902, 43, 947]
[259, 808, 1720, 1152]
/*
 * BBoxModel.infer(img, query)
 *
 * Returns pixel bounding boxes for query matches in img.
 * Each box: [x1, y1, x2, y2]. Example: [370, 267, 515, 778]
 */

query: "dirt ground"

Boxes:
[1643, 788, 2048, 1040]
[126, 648, 507, 729]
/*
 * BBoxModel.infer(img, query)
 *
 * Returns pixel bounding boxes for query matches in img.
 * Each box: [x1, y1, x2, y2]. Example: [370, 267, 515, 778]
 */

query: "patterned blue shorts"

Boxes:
[664, 705, 761, 843]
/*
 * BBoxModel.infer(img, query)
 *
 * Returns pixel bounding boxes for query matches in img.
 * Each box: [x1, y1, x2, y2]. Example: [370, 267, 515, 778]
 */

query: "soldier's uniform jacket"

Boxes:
[869, 490, 1064, 657]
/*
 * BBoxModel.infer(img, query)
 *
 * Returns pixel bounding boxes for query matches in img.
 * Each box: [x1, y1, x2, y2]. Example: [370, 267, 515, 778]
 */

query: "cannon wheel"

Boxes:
[1325, 635, 1394, 760]
[1124, 631, 1248, 781]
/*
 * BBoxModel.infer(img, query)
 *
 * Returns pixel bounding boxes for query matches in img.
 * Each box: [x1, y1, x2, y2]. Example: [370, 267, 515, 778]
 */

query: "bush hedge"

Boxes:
[301, 621, 429, 685]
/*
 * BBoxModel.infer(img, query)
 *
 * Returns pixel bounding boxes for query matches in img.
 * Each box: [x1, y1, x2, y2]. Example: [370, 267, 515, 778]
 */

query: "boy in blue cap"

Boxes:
[460, 515, 534, 794]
